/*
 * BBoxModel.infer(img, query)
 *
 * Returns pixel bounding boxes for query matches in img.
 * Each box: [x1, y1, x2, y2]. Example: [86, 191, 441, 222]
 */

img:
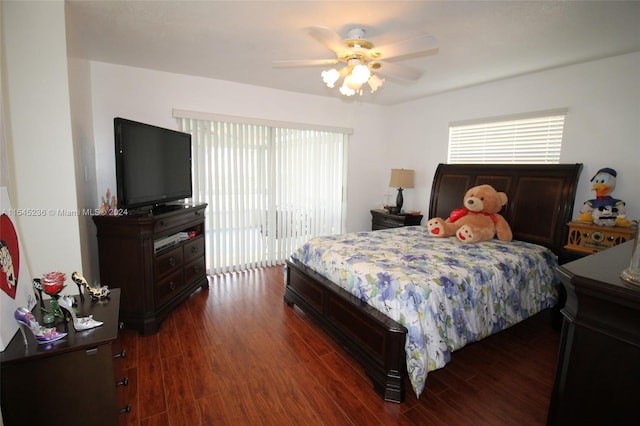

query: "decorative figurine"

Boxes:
[576, 167, 632, 227]
[99, 188, 119, 216]
[72, 271, 110, 300]
[32, 278, 45, 309]
[71, 271, 87, 302]
[14, 307, 67, 345]
[58, 296, 103, 331]
[41, 271, 66, 322]
[87, 283, 110, 300]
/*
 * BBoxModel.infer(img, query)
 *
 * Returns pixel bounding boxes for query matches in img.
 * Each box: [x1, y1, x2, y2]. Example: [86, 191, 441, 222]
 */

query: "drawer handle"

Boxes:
[190, 246, 198, 254]
[113, 350, 127, 359]
[168, 258, 176, 266]
[120, 405, 132, 414]
[169, 281, 176, 291]
[116, 377, 129, 387]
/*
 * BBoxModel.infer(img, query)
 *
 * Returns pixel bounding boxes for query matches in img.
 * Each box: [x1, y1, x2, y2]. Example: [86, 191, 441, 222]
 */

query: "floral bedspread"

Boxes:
[291, 226, 559, 397]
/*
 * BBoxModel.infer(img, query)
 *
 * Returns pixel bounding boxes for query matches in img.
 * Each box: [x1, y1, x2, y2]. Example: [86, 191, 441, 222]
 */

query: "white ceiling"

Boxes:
[65, 1, 640, 105]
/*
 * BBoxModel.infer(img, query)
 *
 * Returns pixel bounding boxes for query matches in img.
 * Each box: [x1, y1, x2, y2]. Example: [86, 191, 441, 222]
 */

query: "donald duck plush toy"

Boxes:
[576, 167, 632, 227]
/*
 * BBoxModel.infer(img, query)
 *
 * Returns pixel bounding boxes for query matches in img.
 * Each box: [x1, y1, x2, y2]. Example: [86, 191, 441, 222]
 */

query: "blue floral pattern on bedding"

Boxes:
[291, 226, 559, 397]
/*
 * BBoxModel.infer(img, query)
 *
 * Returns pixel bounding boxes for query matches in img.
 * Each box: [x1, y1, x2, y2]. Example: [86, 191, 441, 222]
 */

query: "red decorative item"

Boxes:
[448, 208, 469, 223]
[41, 271, 66, 296]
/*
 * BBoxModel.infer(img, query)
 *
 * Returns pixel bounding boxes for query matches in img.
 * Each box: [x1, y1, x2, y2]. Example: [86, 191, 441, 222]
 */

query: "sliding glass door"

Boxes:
[177, 116, 347, 273]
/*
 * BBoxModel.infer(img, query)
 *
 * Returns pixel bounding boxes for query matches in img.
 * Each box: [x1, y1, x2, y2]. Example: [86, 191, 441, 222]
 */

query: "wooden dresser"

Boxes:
[1, 289, 129, 425]
[93, 204, 208, 335]
[548, 241, 640, 425]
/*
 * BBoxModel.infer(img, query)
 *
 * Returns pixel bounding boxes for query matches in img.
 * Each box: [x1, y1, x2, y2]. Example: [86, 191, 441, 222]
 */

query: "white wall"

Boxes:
[83, 61, 390, 274]
[387, 52, 640, 222]
[88, 61, 390, 226]
[87, 52, 640, 248]
[67, 57, 98, 277]
[3, 1, 83, 281]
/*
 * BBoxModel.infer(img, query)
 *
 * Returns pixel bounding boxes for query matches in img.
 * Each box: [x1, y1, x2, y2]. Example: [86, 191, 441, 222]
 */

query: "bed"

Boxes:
[284, 163, 582, 402]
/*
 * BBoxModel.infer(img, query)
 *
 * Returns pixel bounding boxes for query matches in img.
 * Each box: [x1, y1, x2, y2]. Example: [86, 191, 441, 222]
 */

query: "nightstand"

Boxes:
[371, 209, 423, 230]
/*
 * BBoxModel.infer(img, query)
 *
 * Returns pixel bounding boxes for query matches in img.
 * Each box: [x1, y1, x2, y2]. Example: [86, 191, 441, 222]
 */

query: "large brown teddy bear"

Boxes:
[427, 184, 513, 243]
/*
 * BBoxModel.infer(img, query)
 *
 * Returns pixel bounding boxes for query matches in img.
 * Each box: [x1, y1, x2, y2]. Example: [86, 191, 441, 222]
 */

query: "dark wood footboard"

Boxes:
[284, 259, 408, 403]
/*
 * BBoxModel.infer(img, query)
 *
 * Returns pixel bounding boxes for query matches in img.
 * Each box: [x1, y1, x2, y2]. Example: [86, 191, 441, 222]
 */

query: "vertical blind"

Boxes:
[448, 109, 567, 164]
[176, 116, 347, 274]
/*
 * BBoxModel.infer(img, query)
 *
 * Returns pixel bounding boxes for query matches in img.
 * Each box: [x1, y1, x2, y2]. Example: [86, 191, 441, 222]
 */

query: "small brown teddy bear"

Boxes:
[427, 184, 513, 243]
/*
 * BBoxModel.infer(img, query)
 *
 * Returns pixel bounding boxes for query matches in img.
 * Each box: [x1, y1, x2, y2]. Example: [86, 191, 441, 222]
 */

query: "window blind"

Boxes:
[176, 116, 347, 274]
[448, 110, 566, 164]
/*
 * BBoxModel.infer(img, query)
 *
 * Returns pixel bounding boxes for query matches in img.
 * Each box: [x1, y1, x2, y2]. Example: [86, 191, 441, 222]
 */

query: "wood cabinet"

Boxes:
[548, 241, 640, 425]
[370, 209, 423, 230]
[1, 290, 128, 425]
[93, 204, 208, 335]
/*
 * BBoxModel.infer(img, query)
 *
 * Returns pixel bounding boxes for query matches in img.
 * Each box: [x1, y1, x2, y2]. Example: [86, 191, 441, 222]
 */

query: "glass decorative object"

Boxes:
[620, 226, 640, 285]
[41, 271, 66, 322]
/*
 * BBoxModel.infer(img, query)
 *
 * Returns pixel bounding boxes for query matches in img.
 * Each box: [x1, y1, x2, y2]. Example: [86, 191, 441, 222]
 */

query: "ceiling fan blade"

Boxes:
[371, 34, 438, 60]
[373, 61, 422, 81]
[272, 58, 339, 68]
[308, 26, 344, 53]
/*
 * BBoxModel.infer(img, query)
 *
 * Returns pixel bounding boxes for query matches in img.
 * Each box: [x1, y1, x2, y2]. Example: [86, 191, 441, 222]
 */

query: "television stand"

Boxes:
[92, 203, 208, 335]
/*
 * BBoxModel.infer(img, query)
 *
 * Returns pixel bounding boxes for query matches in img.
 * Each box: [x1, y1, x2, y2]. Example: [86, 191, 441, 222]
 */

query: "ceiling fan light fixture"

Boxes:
[368, 74, 384, 93]
[279, 26, 438, 98]
[339, 80, 356, 96]
[351, 64, 371, 85]
[344, 74, 363, 91]
[321, 68, 340, 88]
[323, 63, 383, 97]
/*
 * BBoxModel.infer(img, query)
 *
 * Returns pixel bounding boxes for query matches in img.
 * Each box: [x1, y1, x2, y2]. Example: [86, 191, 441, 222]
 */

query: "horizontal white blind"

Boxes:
[448, 112, 566, 164]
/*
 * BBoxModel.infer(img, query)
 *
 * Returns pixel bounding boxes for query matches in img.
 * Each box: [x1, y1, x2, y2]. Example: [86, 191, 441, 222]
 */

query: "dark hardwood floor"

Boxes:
[117, 266, 560, 425]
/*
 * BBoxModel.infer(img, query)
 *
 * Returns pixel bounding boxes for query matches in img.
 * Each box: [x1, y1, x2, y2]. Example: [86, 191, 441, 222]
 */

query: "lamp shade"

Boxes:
[389, 169, 415, 189]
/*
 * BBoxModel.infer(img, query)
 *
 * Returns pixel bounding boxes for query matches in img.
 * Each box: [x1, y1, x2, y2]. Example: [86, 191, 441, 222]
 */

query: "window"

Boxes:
[448, 109, 567, 164]
[174, 110, 349, 273]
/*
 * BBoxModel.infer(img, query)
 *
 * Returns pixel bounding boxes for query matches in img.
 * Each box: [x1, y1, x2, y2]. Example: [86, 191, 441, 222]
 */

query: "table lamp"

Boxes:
[389, 168, 414, 214]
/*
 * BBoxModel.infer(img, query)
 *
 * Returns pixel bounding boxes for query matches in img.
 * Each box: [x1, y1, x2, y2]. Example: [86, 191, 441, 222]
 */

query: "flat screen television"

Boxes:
[114, 117, 193, 213]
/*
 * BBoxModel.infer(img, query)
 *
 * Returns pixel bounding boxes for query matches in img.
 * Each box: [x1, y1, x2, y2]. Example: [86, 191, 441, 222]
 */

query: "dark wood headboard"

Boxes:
[428, 163, 583, 256]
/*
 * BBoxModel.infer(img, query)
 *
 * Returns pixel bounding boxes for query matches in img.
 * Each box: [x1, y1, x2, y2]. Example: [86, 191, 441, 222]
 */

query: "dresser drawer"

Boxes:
[156, 269, 185, 305]
[153, 208, 204, 234]
[374, 217, 404, 228]
[155, 246, 183, 277]
[184, 256, 206, 284]
[370, 209, 423, 230]
[184, 235, 205, 262]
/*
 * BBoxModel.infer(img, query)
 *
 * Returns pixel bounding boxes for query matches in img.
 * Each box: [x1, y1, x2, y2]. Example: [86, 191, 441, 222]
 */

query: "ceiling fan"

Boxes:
[273, 26, 438, 96]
